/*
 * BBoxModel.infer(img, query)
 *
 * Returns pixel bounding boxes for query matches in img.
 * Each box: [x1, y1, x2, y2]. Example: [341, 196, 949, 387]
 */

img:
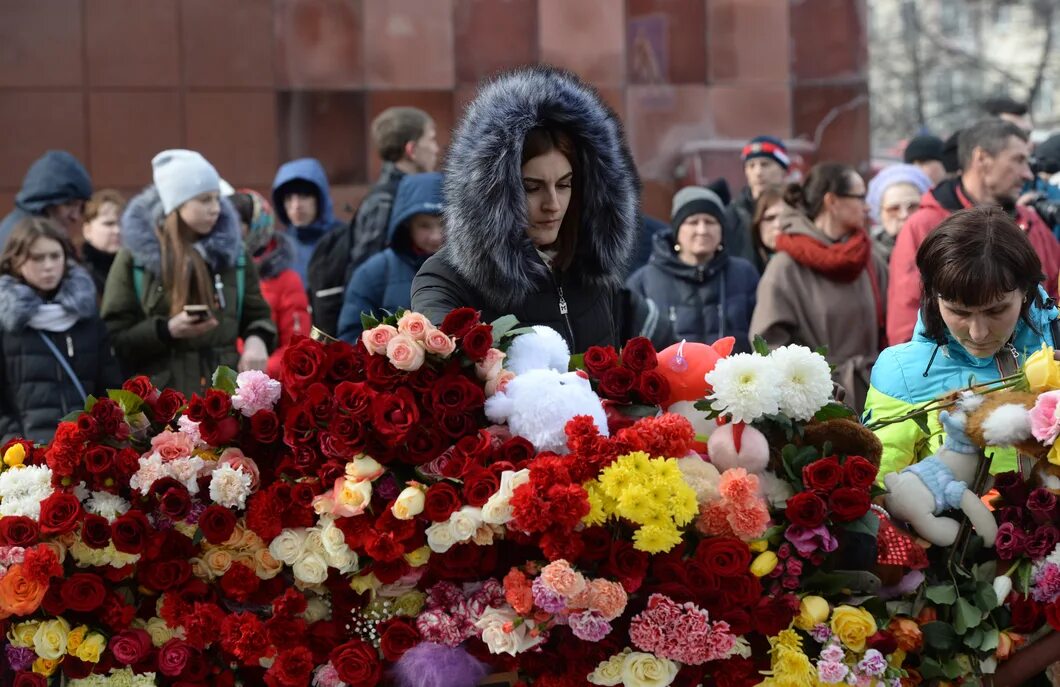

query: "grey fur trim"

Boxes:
[120, 185, 244, 276]
[0, 263, 99, 332]
[440, 65, 639, 311]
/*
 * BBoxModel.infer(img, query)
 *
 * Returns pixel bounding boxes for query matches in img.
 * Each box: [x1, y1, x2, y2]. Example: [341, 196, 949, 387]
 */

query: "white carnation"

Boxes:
[704, 353, 781, 423]
[208, 465, 253, 509]
[768, 345, 834, 420]
[292, 551, 329, 585]
[84, 491, 130, 522]
[0, 465, 55, 519]
[167, 456, 206, 495]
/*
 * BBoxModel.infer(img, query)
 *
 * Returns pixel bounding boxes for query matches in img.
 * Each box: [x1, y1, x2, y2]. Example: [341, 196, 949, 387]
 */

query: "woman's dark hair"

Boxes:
[751, 185, 785, 260]
[783, 162, 857, 220]
[230, 192, 255, 226]
[521, 126, 581, 272]
[0, 216, 75, 280]
[917, 206, 1044, 343]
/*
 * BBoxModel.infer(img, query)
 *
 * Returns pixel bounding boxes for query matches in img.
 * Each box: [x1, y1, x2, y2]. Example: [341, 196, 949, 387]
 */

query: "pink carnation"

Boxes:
[718, 468, 760, 507]
[629, 593, 739, 665]
[817, 661, 849, 684]
[1031, 391, 1060, 444]
[231, 370, 281, 417]
[568, 610, 612, 642]
[150, 430, 196, 462]
[540, 560, 587, 598]
[585, 579, 628, 621]
[696, 501, 735, 537]
[728, 502, 771, 540]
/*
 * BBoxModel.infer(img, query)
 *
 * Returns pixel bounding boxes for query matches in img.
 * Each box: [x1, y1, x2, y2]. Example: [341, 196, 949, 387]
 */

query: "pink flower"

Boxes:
[362, 324, 398, 355]
[231, 370, 281, 417]
[785, 524, 839, 556]
[728, 502, 770, 540]
[1031, 391, 1060, 444]
[177, 415, 202, 445]
[629, 593, 739, 665]
[217, 448, 261, 491]
[386, 334, 426, 372]
[485, 370, 516, 397]
[475, 348, 506, 382]
[585, 579, 628, 621]
[817, 661, 849, 684]
[540, 560, 587, 598]
[696, 501, 735, 537]
[568, 610, 612, 641]
[718, 468, 760, 507]
[150, 430, 197, 462]
[397, 311, 433, 341]
[424, 328, 457, 358]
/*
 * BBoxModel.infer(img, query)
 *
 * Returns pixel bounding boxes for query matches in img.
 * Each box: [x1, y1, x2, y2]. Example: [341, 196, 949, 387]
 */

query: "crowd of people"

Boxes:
[2, 67, 1060, 488]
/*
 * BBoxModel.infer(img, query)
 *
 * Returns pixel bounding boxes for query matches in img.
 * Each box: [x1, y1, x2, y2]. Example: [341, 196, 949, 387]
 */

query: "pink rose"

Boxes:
[362, 324, 398, 356]
[158, 638, 193, 677]
[1031, 391, 1060, 444]
[110, 628, 152, 665]
[387, 334, 426, 372]
[397, 312, 433, 341]
[485, 370, 516, 397]
[149, 430, 196, 462]
[424, 328, 457, 358]
[218, 448, 261, 491]
[475, 348, 506, 381]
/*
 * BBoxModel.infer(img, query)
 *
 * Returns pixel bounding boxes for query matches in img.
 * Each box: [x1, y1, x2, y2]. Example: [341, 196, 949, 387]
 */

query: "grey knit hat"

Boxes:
[670, 186, 726, 232]
[152, 149, 221, 215]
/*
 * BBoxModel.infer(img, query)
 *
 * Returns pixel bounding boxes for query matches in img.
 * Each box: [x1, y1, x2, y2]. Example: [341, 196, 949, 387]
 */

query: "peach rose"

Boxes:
[0, 564, 47, 618]
[485, 370, 516, 397]
[217, 448, 261, 491]
[475, 348, 506, 381]
[361, 324, 398, 356]
[397, 312, 433, 341]
[888, 616, 924, 652]
[254, 548, 283, 580]
[150, 430, 197, 462]
[202, 548, 234, 577]
[424, 328, 457, 358]
[386, 334, 426, 372]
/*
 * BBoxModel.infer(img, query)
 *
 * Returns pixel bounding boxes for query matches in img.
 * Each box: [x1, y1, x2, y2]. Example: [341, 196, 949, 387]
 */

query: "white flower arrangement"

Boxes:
[705, 345, 833, 424]
[0, 464, 55, 519]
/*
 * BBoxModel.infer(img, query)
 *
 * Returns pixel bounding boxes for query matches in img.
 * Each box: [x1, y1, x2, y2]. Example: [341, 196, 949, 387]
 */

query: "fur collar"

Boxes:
[255, 232, 297, 281]
[121, 185, 244, 276]
[440, 65, 639, 311]
[0, 263, 98, 333]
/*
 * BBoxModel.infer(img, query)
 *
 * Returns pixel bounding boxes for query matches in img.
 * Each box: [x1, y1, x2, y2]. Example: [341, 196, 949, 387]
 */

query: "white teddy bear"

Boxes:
[483, 326, 609, 453]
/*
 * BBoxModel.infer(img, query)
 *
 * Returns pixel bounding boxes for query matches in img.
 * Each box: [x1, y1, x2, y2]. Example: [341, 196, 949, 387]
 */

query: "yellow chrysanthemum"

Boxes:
[632, 523, 682, 554]
[583, 485, 609, 526]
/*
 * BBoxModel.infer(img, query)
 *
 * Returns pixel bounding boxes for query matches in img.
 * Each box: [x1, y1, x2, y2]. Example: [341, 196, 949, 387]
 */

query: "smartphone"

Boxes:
[183, 305, 211, 322]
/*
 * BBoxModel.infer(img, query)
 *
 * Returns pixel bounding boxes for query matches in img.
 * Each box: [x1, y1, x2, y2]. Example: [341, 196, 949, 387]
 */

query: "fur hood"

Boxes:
[255, 231, 297, 281]
[440, 65, 639, 311]
[0, 263, 98, 332]
[120, 185, 244, 276]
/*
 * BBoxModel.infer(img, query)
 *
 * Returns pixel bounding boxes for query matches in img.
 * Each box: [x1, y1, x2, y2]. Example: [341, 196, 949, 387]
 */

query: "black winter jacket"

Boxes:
[0, 265, 122, 444]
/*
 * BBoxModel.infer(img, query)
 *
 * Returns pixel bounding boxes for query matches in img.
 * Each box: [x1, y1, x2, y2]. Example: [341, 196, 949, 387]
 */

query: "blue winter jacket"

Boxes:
[866, 289, 1058, 480]
[337, 173, 443, 342]
[626, 229, 759, 352]
[0, 151, 92, 245]
[271, 158, 344, 283]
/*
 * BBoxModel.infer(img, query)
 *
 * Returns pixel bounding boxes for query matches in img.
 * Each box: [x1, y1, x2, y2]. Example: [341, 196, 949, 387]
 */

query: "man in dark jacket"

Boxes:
[349, 107, 439, 270]
[725, 135, 789, 265]
[271, 157, 345, 284]
[0, 150, 93, 248]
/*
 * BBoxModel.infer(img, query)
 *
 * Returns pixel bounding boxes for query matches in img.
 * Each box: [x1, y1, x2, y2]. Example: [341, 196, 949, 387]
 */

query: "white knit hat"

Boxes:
[151, 149, 221, 215]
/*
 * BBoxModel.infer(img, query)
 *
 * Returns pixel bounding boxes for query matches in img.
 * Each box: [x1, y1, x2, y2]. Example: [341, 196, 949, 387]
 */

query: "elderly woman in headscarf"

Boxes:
[866, 164, 932, 265]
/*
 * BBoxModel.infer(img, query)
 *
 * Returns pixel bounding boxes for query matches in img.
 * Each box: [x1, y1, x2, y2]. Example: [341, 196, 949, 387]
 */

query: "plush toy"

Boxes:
[962, 390, 1046, 460]
[484, 326, 608, 453]
[707, 423, 770, 474]
[883, 408, 997, 547]
[655, 338, 735, 445]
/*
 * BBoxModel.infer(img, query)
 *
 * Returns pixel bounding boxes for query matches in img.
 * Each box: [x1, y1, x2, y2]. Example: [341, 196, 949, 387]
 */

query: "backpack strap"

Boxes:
[235, 253, 246, 324]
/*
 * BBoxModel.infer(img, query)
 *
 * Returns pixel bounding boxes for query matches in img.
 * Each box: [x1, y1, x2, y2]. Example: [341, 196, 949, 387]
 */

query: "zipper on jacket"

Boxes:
[214, 273, 226, 310]
[556, 285, 576, 350]
[66, 335, 74, 358]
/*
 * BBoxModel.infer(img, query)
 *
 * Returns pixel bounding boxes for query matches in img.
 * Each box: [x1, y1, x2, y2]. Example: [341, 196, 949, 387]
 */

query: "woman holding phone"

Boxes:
[101, 150, 275, 397]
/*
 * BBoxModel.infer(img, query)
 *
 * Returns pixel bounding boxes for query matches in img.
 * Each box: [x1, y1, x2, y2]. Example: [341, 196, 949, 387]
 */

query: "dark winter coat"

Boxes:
[0, 264, 122, 444]
[82, 242, 116, 298]
[101, 186, 276, 398]
[411, 66, 641, 352]
[722, 186, 759, 267]
[627, 231, 759, 352]
[338, 173, 442, 342]
[271, 158, 345, 283]
[348, 161, 406, 271]
[0, 151, 93, 245]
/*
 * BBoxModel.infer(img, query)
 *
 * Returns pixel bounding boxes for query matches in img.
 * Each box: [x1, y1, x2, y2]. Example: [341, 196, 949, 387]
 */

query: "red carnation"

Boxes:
[265, 646, 316, 687]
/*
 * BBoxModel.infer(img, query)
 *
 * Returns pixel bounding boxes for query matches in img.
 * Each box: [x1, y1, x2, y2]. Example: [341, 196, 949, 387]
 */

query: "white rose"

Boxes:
[144, 617, 178, 648]
[392, 485, 426, 520]
[476, 608, 543, 656]
[319, 520, 349, 558]
[325, 547, 359, 574]
[332, 477, 373, 517]
[292, 551, 329, 585]
[481, 469, 529, 524]
[346, 455, 384, 481]
[426, 522, 457, 553]
[268, 528, 308, 566]
[448, 506, 483, 542]
[303, 527, 326, 556]
[588, 650, 629, 686]
[621, 652, 679, 687]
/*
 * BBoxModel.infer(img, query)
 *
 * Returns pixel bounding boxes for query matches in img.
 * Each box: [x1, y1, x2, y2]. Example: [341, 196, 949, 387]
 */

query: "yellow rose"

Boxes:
[350, 572, 381, 595]
[74, 632, 106, 663]
[145, 617, 178, 648]
[32, 657, 60, 676]
[3, 443, 25, 468]
[1025, 345, 1060, 392]
[830, 605, 878, 652]
[621, 651, 680, 687]
[794, 595, 830, 630]
[9, 620, 40, 647]
[751, 551, 779, 577]
[66, 624, 89, 653]
[32, 617, 71, 660]
[404, 545, 431, 568]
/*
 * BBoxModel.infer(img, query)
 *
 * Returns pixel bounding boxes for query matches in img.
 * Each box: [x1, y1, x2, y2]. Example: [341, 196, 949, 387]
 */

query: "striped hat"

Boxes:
[741, 135, 790, 170]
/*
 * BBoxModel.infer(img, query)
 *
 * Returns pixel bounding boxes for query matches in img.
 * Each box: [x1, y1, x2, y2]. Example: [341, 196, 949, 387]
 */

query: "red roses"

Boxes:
[581, 337, 669, 407]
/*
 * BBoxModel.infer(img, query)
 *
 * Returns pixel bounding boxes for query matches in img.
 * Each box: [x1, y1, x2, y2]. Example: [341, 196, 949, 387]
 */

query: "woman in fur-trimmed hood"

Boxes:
[411, 65, 647, 351]
[100, 150, 275, 398]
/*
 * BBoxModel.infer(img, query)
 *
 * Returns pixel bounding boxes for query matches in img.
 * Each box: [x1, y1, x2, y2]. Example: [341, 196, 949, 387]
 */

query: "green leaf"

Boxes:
[844, 512, 881, 538]
[813, 402, 856, 422]
[192, 528, 204, 547]
[85, 394, 98, 413]
[752, 336, 771, 356]
[504, 327, 535, 339]
[980, 627, 1000, 652]
[974, 581, 1000, 611]
[813, 345, 830, 357]
[693, 399, 713, 412]
[1017, 561, 1033, 595]
[918, 657, 945, 680]
[107, 389, 144, 416]
[912, 413, 931, 436]
[925, 584, 958, 605]
[568, 353, 585, 372]
[941, 658, 966, 680]
[489, 314, 521, 341]
[211, 366, 238, 395]
[360, 312, 380, 331]
[953, 597, 983, 635]
[964, 627, 984, 650]
[621, 404, 660, 419]
[59, 409, 84, 423]
[921, 622, 961, 652]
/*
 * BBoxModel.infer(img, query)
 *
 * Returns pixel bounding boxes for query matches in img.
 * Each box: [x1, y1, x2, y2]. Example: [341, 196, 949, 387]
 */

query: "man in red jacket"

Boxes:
[886, 118, 1060, 345]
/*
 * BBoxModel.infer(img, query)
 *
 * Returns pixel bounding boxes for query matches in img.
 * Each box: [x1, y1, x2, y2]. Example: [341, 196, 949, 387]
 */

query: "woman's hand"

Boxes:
[167, 312, 219, 339]
[238, 335, 269, 372]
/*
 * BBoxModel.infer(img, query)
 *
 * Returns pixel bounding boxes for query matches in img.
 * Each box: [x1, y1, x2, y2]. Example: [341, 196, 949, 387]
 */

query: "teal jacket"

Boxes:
[866, 289, 1058, 480]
